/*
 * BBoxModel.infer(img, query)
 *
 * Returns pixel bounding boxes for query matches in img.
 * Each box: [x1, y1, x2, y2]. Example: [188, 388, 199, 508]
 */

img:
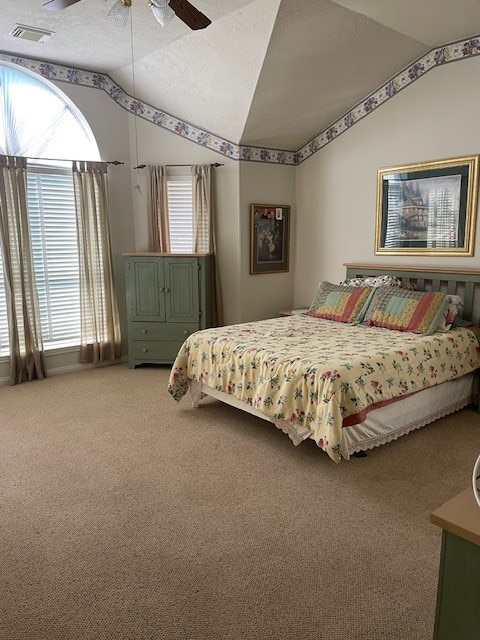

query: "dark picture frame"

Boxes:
[250, 204, 290, 274]
[375, 155, 479, 256]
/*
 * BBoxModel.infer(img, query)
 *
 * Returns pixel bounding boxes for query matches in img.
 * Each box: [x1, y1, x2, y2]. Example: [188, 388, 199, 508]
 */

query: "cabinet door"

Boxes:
[164, 257, 200, 323]
[434, 531, 480, 639]
[127, 257, 165, 322]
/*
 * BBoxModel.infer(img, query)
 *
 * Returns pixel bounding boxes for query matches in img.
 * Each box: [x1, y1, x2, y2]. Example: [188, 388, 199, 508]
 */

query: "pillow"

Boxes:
[362, 288, 448, 334]
[308, 281, 372, 324]
[340, 274, 415, 290]
[436, 294, 464, 332]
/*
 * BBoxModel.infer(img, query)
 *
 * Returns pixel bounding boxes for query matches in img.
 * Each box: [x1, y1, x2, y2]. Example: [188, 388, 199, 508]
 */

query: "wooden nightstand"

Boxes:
[279, 308, 309, 317]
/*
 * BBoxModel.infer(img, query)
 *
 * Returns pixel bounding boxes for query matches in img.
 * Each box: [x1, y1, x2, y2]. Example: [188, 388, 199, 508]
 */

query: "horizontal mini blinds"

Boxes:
[0, 164, 81, 357]
[0, 165, 80, 356]
[27, 166, 81, 349]
[167, 176, 194, 253]
[0, 252, 8, 356]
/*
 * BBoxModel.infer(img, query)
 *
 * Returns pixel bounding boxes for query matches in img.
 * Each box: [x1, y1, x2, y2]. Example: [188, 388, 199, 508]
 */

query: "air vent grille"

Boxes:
[9, 24, 54, 43]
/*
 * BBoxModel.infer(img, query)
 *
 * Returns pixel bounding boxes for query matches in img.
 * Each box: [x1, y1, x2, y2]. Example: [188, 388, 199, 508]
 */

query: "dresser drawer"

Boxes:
[131, 340, 184, 362]
[131, 322, 199, 341]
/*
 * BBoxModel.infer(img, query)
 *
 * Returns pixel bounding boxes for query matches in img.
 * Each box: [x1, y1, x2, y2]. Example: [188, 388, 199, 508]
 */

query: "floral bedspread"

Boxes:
[167, 315, 480, 463]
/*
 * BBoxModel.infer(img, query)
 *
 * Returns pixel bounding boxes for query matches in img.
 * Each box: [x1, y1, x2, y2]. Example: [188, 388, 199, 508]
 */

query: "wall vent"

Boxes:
[9, 24, 54, 43]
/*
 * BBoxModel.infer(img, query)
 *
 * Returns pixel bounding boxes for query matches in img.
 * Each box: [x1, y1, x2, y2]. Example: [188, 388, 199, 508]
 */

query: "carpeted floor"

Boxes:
[0, 363, 479, 640]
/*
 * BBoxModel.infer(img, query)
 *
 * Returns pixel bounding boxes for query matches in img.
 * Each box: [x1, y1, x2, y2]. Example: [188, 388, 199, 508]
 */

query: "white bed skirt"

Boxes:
[189, 375, 475, 460]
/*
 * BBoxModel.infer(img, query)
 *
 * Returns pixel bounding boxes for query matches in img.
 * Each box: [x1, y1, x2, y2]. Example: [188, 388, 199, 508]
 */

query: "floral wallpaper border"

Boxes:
[294, 36, 480, 164]
[2, 34, 480, 166]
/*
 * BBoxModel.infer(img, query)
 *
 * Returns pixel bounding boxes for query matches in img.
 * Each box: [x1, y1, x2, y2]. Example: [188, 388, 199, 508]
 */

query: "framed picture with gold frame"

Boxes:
[250, 204, 290, 274]
[375, 155, 479, 256]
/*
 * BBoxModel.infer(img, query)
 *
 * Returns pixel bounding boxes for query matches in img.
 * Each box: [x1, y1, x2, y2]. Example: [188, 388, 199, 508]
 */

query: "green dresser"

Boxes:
[124, 253, 213, 367]
[430, 488, 480, 640]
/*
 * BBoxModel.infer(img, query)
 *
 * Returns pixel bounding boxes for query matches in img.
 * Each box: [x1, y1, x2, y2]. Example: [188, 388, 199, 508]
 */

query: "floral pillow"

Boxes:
[308, 282, 372, 324]
[362, 287, 448, 334]
[340, 274, 415, 290]
[436, 294, 464, 332]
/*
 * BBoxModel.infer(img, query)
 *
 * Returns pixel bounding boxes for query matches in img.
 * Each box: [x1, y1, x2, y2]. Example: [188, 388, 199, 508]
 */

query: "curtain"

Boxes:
[73, 161, 121, 364]
[148, 165, 171, 252]
[0, 155, 46, 384]
[192, 164, 223, 326]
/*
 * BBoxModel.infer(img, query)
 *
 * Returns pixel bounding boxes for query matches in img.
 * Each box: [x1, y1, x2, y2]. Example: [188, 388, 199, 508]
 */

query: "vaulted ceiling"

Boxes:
[2, 0, 480, 151]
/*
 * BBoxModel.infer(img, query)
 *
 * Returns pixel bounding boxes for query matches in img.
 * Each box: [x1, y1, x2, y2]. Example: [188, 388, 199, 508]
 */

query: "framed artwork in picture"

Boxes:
[250, 204, 290, 274]
[375, 155, 479, 256]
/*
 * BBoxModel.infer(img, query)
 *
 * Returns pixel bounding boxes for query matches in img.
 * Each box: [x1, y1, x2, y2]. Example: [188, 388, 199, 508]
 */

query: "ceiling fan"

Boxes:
[43, 0, 212, 30]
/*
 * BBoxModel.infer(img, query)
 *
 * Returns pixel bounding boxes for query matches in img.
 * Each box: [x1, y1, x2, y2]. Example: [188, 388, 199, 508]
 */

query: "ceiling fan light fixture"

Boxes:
[150, 0, 175, 26]
[108, 0, 131, 27]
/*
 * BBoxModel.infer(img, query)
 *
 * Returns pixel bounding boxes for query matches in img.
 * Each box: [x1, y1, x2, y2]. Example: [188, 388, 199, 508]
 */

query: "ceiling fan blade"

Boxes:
[168, 0, 211, 30]
[43, 0, 83, 10]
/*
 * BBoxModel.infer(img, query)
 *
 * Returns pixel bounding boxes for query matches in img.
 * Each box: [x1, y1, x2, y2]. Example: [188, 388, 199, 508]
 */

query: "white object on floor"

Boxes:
[473, 454, 480, 508]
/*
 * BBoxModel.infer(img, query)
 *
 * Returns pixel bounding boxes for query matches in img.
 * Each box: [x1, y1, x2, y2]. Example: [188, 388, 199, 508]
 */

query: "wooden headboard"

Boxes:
[344, 263, 480, 324]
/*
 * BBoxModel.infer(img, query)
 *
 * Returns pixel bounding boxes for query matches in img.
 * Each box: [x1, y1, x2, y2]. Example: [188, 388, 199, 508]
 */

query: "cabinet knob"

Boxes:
[142, 347, 148, 353]
[183, 330, 189, 335]
[164, 287, 170, 293]
[142, 329, 148, 334]
[159, 287, 165, 293]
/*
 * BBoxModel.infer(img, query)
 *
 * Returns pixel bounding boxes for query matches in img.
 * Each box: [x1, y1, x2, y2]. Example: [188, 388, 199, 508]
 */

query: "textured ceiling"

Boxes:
[1, 0, 480, 150]
[240, 0, 428, 149]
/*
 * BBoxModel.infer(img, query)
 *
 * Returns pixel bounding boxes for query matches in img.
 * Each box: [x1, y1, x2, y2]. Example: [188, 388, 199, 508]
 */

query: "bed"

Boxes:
[168, 264, 480, 463]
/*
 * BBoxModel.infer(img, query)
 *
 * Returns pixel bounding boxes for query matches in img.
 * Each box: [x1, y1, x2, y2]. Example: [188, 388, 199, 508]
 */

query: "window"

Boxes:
[0, 252, 7, 356]
[0, 62, 100, 357]
[0, 163, 81, 357]
[27, 163, 80, 349]
[0, 63, 99, 160]
[167, 175, 194, 252]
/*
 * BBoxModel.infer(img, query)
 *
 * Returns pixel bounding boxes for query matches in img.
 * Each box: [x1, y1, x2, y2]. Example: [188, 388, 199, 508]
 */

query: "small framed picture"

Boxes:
[250, 204, 290, 274]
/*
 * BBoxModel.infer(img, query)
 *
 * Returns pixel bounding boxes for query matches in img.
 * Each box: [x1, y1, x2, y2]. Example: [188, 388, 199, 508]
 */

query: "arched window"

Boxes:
[0, 62, 101, 356]
[0, 62, 99, 160]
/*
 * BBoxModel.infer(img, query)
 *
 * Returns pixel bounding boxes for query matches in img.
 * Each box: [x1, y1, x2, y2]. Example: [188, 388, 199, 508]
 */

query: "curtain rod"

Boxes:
[133, 162, 224, 170]
[2, 155, 125, 166]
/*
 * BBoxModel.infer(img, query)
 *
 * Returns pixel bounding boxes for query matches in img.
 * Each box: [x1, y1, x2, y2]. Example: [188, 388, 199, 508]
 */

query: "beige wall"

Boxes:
[239, 162, 296, 321]
[294, 56, 480, 308]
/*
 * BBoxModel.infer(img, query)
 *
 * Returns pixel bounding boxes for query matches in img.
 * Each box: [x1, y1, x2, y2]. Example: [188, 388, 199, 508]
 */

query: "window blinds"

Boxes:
[0, 252, 8, 356]
[27, 165, 80, 349]
[167, 176, 194, 253]
[0, 164, 81, 357]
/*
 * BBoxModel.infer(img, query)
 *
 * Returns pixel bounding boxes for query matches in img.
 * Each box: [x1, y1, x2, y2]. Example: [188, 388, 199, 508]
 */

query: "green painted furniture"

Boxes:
[124, 253, 213, 367]
[430, 488, 480, 640]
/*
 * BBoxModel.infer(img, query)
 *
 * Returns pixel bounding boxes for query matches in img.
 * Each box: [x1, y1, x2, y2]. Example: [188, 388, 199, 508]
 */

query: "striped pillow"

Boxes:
[308, 282, 372, 324]
[362, 288, 448, 334]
